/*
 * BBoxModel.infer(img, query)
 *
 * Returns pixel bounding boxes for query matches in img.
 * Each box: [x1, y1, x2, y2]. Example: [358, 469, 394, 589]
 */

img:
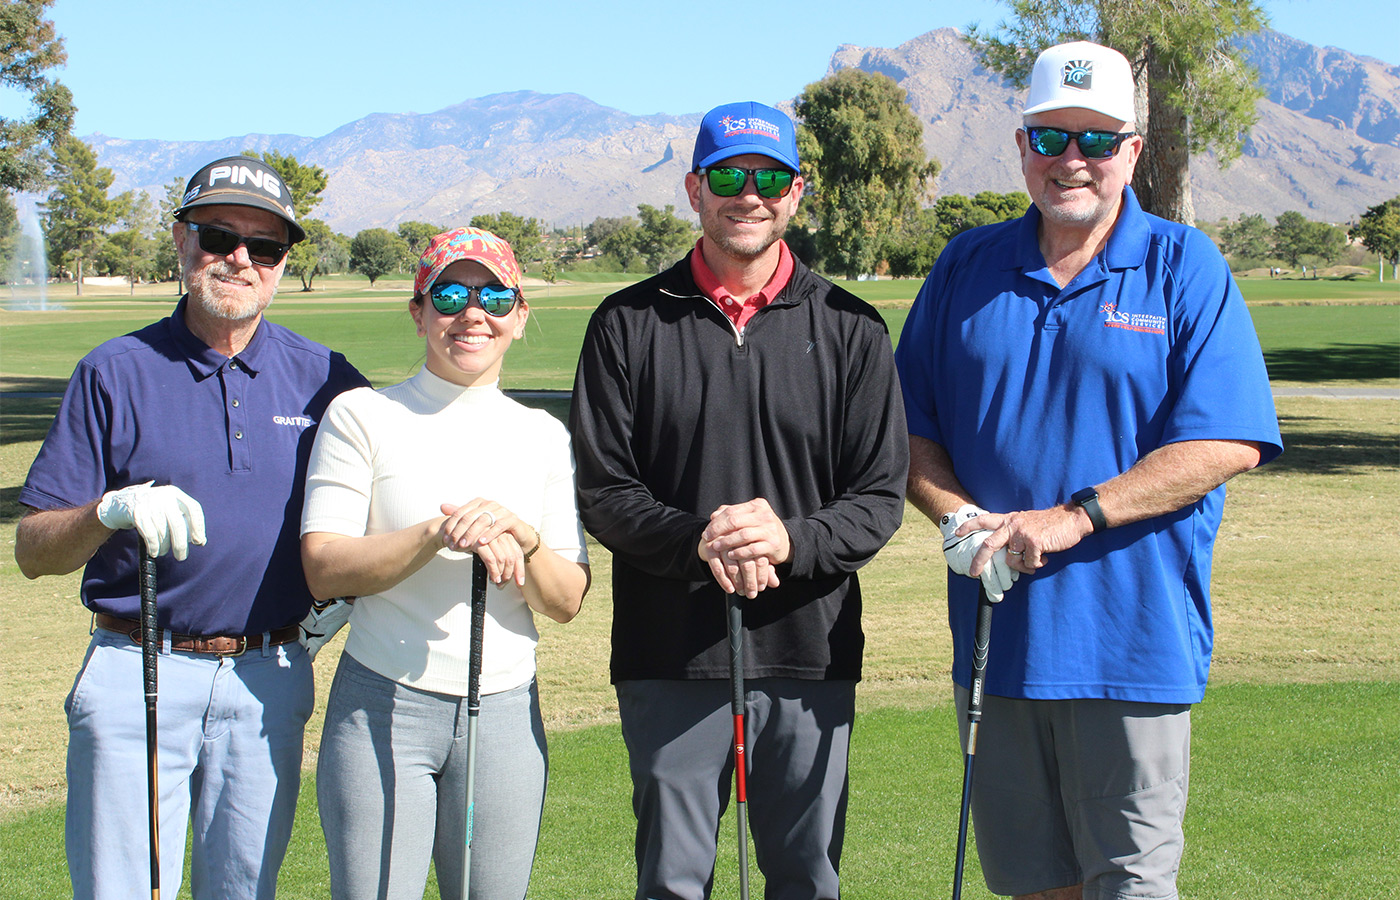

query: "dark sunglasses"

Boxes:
[186, 222, 291, 266]
[1023, 127, 1136, 160]
[697, 166, 796, 199]
[429, 281, 520, 317]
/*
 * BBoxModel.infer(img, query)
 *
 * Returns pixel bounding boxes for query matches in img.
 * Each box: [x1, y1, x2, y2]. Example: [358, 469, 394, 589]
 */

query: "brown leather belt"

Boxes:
[95, 613, 301, 657]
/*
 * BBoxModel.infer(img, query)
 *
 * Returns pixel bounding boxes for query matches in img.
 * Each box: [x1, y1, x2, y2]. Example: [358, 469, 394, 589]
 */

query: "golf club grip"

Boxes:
[727, 593, 744, 712]
[967, 588, 995, 722]
[139, 554, 158, 699]
[727, 592, 748, 799]
[468, 556, 487, 711]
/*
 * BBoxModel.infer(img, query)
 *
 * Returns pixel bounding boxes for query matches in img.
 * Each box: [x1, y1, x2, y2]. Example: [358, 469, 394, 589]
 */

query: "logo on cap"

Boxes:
[718, 114, 781, 142]
[206, 163, 284, 200]
[1062, 60, 1094, 91]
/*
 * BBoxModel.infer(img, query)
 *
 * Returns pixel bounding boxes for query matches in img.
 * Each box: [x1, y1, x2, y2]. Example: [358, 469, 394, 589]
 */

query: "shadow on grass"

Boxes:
[0, 386, 63, 445]
[1264, 343, 1399, 382]
[1268, 414, 1399, 475]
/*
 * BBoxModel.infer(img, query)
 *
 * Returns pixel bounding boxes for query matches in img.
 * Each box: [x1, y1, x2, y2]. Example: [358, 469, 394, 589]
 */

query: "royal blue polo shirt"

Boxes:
[20, 298, 367, 635]
[896, 188, 1282, 704]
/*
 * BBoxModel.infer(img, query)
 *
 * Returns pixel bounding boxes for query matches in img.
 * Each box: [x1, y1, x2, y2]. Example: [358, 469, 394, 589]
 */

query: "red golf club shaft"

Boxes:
[727, 591, 750, 900]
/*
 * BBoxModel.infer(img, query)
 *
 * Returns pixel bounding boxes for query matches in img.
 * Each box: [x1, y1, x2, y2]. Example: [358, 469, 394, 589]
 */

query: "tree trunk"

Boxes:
[75, 256, 83, 297]
[1137, 46, 1194, 224]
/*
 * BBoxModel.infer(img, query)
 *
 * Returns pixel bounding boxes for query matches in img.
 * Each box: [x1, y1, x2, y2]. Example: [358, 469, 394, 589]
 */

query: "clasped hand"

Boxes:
[939, 504, 1018, 601]
[438, 499, 534, 586]
[97, 481, 207, 560]
[699, 498, 791, 599]
[948, 503, 1092, 589]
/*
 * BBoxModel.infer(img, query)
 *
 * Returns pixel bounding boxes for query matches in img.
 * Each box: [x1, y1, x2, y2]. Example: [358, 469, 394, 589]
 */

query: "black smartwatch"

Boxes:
[1071, 487, 1107, 533]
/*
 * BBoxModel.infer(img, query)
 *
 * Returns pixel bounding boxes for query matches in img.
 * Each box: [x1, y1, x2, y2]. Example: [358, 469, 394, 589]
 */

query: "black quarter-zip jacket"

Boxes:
[570, 251, 909, 683]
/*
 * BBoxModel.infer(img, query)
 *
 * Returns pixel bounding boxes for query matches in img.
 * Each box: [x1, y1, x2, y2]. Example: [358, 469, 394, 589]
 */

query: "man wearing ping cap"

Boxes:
[572, 101, 907, 898]
[16, 154, 366, 899]
[896, 42, 1281, 899]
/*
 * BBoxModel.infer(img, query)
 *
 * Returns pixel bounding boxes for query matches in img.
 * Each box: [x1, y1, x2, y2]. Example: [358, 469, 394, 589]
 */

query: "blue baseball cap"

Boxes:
[692, 101, 800, 172]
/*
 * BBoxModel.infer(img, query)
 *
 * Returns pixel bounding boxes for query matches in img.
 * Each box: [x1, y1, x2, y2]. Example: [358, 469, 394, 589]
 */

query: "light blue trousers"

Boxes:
[65, 627, 312, 900]
[316, 653, 548, 900]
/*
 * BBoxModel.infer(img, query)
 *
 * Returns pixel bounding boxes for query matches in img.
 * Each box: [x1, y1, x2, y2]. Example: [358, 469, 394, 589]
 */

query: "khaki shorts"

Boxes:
[954, 684, 1191, 900]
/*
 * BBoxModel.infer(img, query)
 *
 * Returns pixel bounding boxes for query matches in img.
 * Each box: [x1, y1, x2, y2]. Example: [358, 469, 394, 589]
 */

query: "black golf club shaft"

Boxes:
[727, 591, 751, 900]
[462, 555, 488, 900]
[139, 553, 161, 900]
[952, 587, 997, 900]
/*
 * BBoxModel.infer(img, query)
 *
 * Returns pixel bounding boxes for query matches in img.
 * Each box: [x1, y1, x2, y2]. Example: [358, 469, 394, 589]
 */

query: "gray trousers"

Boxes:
[616, 678, 855, 900]
[317, 653, 547, 900]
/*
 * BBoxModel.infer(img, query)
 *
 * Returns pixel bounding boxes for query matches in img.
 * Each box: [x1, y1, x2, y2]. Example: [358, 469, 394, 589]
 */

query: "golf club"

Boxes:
[727, 590, 751, 900]
[461, 555, 488, 900]
[952, 586, 1000, 900]
[139, 552, 161, 900]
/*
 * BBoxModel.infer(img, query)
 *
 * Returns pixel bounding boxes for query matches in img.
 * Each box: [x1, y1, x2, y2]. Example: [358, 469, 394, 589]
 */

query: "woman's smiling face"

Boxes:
[411, 259, 527, 387]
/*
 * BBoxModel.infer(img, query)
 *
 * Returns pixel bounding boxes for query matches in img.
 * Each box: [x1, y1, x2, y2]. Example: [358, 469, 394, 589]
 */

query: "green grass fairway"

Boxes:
[1, 273, 1396, 897]
[2, 684, 1394, 899]
[1245, 304, 1399, 385]
[4, 274, 1396, 393]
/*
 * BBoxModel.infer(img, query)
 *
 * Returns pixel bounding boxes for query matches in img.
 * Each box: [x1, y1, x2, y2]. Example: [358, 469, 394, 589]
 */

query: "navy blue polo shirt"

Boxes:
[20, 298, 367, 635]
[897, 188, 1282, 704]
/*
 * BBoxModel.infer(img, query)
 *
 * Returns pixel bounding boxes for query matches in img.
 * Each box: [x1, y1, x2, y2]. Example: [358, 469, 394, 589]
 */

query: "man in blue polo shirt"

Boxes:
[896, 43, 1282, 900]
[16, 154, 367, 900]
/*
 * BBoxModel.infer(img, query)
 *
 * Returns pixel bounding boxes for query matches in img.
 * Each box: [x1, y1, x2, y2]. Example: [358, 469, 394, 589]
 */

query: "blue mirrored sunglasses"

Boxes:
[428, 282, 520, 317]
[1024, 127, 1136, 160]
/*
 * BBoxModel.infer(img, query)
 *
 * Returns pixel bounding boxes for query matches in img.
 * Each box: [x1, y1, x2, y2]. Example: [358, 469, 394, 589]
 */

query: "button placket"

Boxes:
[224, 360, 252, 471]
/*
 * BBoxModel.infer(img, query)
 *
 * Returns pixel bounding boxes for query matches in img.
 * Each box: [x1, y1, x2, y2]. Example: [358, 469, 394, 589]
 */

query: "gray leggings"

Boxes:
[317, 653, 547, 900]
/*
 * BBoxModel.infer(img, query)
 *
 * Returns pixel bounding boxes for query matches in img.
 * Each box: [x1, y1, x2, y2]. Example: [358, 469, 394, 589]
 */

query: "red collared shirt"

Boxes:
[689, 238, 795, 333]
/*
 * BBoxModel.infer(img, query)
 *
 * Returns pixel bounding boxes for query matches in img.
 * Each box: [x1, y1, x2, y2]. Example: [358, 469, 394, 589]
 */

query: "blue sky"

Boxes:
[15, 0, 1400, 143]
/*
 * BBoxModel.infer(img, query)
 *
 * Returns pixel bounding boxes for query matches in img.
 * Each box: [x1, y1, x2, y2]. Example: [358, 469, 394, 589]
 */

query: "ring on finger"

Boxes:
[1008, 549, 1024, 556]
[476, 510, 497, 527]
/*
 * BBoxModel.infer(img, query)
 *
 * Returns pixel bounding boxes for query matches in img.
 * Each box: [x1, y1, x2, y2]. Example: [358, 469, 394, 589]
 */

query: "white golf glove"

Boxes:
[96, 481, 207, 561]
[299, 597, 354, 660]
[939, 504, 1018, 602]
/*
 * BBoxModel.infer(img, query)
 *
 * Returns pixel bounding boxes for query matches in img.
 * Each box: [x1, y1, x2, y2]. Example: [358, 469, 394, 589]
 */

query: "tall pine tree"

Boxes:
[967, 0, 1266, 224]
[42, 137, 117, 296]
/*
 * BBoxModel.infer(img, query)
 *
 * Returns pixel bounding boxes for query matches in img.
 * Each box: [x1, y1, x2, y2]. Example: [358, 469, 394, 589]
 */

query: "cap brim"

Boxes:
[418, 258, 521, 297]
[695, 143, 800, 172]
[176, 195, 305, 244]
[1022, 99, 1133, 127]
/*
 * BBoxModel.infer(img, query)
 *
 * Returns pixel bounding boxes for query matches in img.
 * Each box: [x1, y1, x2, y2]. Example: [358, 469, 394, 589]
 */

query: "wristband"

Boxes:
[522, 525, 542, 564]
[1071, 487, 1107, 533]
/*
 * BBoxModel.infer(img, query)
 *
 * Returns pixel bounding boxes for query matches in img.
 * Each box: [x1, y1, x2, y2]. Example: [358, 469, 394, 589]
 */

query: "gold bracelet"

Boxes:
[522, 525, 542, 564]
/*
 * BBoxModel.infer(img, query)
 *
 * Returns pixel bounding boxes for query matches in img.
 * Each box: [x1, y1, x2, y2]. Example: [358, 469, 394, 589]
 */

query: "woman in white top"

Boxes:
[301, 226, 590, 900]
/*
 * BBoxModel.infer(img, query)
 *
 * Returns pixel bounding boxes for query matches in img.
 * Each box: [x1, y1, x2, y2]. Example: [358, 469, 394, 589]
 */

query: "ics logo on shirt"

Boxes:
[1100, 301, 1166, 335]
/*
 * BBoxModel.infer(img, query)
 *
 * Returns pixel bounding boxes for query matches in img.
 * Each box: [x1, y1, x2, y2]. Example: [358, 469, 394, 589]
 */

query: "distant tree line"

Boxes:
[12, 132, 1393, 294]
[1213, 203, 1400, 278]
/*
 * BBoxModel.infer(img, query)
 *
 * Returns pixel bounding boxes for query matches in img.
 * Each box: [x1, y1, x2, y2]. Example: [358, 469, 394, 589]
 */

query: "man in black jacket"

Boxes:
[571, 100, 908, 900]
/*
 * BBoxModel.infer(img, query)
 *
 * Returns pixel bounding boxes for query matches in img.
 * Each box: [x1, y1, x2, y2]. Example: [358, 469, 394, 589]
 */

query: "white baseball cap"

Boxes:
[1023, 41, 1136, 124]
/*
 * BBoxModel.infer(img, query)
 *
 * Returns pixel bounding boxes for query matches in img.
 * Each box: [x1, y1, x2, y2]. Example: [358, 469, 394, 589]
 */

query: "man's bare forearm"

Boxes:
[15, 501, 110, 578]
[907, 435, 975, 523]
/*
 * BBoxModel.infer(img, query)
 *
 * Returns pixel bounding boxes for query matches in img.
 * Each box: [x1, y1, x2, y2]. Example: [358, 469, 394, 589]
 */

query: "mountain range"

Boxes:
[88, 27, 1400, 235]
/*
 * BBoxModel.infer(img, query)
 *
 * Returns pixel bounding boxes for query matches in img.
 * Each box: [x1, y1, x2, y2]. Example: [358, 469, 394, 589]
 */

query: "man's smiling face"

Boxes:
[1017, 108, 1141, 233]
